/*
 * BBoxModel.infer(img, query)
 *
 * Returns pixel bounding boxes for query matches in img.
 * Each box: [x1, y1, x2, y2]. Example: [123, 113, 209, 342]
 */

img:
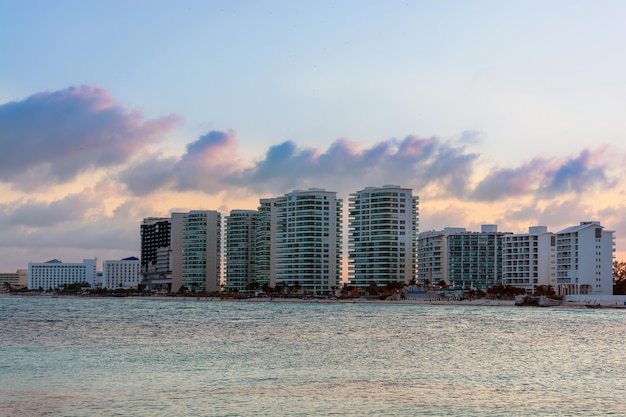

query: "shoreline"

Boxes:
[3, 292, 606, 309]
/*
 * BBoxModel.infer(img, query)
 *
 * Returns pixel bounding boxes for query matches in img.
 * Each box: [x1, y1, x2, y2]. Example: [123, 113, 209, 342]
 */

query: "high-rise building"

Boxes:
[348, 185, 419, 288]
[254, 198, 278, 289]
[103, 257, 141, 290]
[555, 221, 614, 296]
[502, 226, 556, 293]
[28, 259, 97, 290]
[140, 217, 173, 291]
[274, 188, 343, 295]
[182, 210, 221, 293]
[417, 227, 466, 287]
[446, 225, 508, 290]
[225, 210, 257, 291]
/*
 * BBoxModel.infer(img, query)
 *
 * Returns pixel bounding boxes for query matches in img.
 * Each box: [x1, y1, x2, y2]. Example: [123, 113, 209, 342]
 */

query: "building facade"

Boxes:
[102, 257, 141, 290]
[253, 198, 278, 289]
[555, 221, 614, 296]
[274, 188, 343, 295]
[140, 217, 173, 291]
[502, 226, 556, 293]
[0, 269, 28, 290]
[182, 210, 221, 293]
[28, 259, 97, 290]
[348, 185, 419, 287]
[225, 210, 257, 291]
[446, 225, 508, 290]
[417, 228, 466, 287]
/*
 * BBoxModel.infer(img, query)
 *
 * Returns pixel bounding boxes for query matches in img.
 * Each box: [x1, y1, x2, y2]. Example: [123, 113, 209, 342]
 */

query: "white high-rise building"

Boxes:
[274, 188, 342, 295]
[28, 259, 97, 290]
[555, 221, 614, 296]
[225, 210, 257, 291]
[502, 226, 556, 293]
[417, 227, 466, 287]
[254, 198, 278, 289]
[181, 210, 221, 293]
[103, 257, 141, 290]
[348, 185, 419, 287]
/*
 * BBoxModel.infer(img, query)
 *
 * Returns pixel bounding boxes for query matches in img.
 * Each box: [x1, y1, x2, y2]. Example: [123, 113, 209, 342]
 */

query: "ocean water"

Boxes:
[1, 297, 625, 417]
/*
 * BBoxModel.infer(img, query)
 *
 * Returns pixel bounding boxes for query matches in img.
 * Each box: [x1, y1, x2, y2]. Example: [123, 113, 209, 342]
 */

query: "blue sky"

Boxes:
[1, 0, 625, 273]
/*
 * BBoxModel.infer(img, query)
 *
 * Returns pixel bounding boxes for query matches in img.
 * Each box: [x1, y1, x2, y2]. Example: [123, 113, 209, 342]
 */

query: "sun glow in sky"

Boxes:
[1, 0, 626, 273]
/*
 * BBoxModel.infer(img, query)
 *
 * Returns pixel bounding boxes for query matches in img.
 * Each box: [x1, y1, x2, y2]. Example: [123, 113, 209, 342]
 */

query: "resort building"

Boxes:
[225, 210, 257, 291]
[181, 210, 222, 293]
[417, 227, 466, 287]
[140, 217, 173, 291]
[348, 185, 419, 287]
[102, 257, 141, 290]
[417, 225, 508, 290]
[274, 188, 343, 295]
[502, 226, 556, 293]
[555, 221, 614, 296]
[446, 225, 508, 290]
[254, 198, 278, 289]
[0, 269, 28, 290]
[28, 259, 97, 290]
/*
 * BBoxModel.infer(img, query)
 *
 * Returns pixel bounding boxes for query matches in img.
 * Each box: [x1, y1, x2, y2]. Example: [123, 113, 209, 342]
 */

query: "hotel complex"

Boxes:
[17, 184, 616, 297]
[348, 185, 419, 287]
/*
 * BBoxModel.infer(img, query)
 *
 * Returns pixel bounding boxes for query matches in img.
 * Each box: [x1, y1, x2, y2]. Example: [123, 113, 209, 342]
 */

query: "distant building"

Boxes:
[348, 185, 419, 287]
[555, 221, 614, 296]
[502, 226, 556, 293]
[181, 210, 221, 293]
[417, 225, 509, 290]
[254, 198, 278, 289]
[274, 188, 343, 295]
[28, 259, 97, 290]
[102, 257, 141, 290]
[417, 228, 466, 287]
[225, 210, 257, 291]
[140, 217, 173, 291]
[0, 269, 27, 290]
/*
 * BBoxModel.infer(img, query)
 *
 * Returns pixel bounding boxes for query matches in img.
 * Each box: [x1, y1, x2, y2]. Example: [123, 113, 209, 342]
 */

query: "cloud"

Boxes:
[227, 135, 479, 196]
[470, 147, 617, 201]
[0, 86, 180, 189]
[0, 192, 100, 229]
[540, 148, 615, 195]
[119, 130, 239, 195]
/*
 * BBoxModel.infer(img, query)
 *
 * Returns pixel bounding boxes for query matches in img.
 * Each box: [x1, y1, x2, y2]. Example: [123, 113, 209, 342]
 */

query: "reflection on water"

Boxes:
[1, 297, 625, 416]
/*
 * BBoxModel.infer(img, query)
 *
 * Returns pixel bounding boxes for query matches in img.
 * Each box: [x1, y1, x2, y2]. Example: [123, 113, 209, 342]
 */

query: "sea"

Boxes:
[1, 296, 625, 417]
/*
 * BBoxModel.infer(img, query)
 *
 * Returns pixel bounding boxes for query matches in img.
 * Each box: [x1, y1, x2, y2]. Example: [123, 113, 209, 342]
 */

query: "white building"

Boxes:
[102, 257, 141, 290]
[502, 226, 556, 293]
[555, 221, 614, 296]
[348, 185, 419, 287]
[274, 188, 343, 295]
[254, 198, 278, 288]
[181, 210, 221, 293]
[225, 210, 257, 291]
[417, 227, 466, 287]
[28, 259, 97, 290]
[0, 269, 28, 289]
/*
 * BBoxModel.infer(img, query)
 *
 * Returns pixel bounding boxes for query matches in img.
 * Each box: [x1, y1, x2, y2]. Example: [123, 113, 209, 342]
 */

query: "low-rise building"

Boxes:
[28, 259, 97, 290]
[103, 257, 141, 290]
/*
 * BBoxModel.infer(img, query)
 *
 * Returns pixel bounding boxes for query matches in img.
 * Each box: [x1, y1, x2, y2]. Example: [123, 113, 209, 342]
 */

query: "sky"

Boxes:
[1, 0, 626, 274]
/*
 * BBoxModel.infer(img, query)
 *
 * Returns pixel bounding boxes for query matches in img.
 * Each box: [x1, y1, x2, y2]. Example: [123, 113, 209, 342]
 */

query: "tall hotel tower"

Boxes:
[348, 185, 419, 287]
[181, 210, 221, 293]
[140, 217, 173, 291]
[274, 189, 343, 295]
[225, 210, 257, 291]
